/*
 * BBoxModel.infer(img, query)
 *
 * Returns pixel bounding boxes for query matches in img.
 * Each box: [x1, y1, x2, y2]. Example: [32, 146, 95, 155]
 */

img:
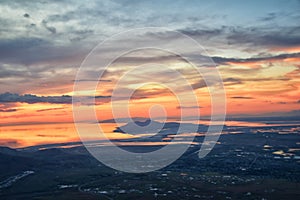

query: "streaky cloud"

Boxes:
[0, 92, 110, 104]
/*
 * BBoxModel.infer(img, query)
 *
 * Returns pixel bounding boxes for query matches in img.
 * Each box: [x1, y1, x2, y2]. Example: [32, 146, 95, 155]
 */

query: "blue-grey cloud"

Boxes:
[226, 26, 300, 47]
[0, 37, 90, 65]
[259, 12, 277, 22]
[0, 0, 299, 97]
[0, 92, 110, 104]
[0, 92, 72, 104]
[212, 52, 300, 65]
[181, 25, 300, 49]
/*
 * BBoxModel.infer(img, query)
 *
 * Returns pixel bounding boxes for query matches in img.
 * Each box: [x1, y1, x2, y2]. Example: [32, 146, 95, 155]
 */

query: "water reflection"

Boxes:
[0, 120, 299, 148]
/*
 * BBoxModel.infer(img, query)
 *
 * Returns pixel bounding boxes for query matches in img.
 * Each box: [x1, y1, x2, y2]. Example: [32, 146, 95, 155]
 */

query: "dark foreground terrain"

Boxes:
[0, 122, 299, 200]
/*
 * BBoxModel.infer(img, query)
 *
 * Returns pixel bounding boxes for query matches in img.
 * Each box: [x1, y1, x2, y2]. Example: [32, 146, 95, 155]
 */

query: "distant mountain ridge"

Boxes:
[113, 119, 208, 135]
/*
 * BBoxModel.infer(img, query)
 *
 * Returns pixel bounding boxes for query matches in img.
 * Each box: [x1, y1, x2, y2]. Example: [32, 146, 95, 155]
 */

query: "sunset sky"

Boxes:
[0, 0, 300, 147]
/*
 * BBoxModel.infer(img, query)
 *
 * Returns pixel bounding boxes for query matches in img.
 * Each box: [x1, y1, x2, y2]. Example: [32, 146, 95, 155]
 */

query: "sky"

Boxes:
[0, 0, 300, 147]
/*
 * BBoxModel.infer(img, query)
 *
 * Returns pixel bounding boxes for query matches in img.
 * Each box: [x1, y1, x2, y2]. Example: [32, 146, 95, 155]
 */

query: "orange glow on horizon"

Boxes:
[1, 51, 300, 148]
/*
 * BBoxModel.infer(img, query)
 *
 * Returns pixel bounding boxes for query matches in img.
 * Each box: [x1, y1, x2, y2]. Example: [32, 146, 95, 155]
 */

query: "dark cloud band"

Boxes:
[0, 92, 110, 104]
